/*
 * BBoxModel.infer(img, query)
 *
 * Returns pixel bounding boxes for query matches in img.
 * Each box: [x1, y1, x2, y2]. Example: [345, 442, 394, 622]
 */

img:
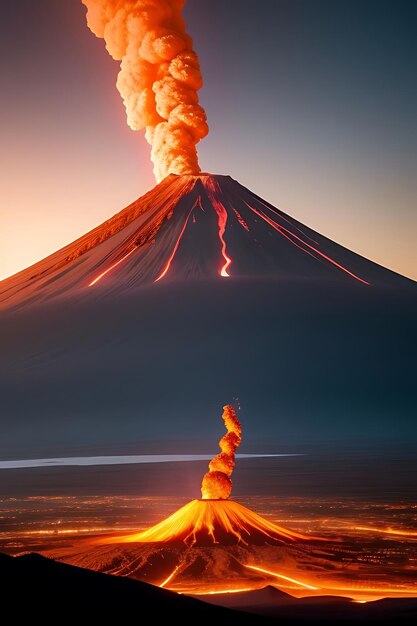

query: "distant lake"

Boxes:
[0, 448, 415, 500]
[0, 453, 297, 470]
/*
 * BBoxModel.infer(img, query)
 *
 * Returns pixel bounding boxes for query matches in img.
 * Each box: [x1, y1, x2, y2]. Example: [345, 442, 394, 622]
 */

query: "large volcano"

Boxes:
[0, 174, 409, 306]
[0, 174, 415, 455]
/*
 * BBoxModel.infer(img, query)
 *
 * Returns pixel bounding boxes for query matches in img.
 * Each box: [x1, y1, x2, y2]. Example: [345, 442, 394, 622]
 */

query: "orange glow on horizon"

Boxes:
[351, 525, 417, 537]
[177, 581, 417, 601]
[317, 585, 417, 598]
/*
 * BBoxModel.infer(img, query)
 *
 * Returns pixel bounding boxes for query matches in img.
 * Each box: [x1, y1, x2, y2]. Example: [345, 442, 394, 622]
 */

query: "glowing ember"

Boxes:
[201, 405, 242, 500]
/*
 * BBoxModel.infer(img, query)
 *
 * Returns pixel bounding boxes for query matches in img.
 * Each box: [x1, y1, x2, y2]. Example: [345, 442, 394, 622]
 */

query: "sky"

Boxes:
[0, 0, 416, 281]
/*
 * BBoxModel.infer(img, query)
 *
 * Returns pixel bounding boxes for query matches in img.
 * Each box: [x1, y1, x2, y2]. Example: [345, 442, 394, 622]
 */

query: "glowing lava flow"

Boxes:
[232, 206, 250, 232]
[190, 587, 256, 596]
[103, 498, 314, 546]
[155, 200, 199, 282]
[81, 179, 370, 290]
[245, 202, 370, 285]
[159, 565, 181, 589]
[245, 564, 319, 590]
[214, 198, 232, 277]
[88, 248, 136, 287]
[202, 178, 232, 277]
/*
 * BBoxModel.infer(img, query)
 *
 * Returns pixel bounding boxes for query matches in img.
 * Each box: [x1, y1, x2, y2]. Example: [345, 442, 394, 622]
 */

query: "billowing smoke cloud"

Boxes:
[201, 405, 242, 500]
[82, 1, 208, 182]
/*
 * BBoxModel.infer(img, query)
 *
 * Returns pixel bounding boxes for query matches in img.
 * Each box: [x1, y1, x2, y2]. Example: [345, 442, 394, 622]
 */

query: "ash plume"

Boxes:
[201, 405, 242, 500]
[82, 0, 208, 182]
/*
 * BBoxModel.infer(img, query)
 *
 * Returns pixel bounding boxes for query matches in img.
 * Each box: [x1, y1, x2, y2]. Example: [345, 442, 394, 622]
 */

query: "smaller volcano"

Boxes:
[47, 407, 416, 599]
[50, 406, 323, 595]
[103, 405, 315, 548]
[109, 498, 311, 547]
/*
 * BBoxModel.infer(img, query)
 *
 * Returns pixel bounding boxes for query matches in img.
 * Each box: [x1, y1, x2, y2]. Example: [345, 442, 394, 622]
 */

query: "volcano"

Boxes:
[47, 405, 325, 595]
[103, 405, 314, 548]
[0, 174, 410, 308]
[0, 173, 415, 455]
[43, 404, 414, 600]
[105, 499, 312, 546]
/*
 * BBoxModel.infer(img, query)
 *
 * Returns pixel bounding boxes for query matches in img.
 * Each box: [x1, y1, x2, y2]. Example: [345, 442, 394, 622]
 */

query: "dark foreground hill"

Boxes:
[0, 552, 261, 622]
[2, 553, 416, 623]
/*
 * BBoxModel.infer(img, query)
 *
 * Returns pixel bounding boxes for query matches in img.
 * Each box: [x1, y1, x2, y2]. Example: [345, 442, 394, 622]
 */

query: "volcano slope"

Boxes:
[46, 495, 325, 595]
[46, 494, 416, 599]
[0, 174, 415, 455]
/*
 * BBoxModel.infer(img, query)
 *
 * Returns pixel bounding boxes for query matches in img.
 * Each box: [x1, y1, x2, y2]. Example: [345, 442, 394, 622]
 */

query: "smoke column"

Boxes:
[201, 405, 242, 500]
[82, 1, 208, 182]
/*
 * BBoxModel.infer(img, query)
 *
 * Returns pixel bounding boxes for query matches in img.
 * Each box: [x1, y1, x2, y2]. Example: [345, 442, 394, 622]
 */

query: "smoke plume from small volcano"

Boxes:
[82, 0, 208, 182]
[201, 405, 242, 500]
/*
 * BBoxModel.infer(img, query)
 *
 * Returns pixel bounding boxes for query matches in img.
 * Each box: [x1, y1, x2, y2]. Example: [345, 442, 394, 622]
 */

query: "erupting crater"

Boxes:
[105, 406, 314, 547]
[109, 498, 312, 546]
[48, 406, 330, 596]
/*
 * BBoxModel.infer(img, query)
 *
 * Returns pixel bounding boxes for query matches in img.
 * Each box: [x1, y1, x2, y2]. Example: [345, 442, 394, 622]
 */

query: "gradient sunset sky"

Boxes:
[0, 0, 416, 281]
